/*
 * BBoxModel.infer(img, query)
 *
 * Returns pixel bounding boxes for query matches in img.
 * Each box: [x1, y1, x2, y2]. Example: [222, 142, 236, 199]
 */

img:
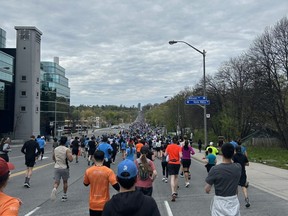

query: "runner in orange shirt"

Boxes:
[135, 139, 144, 158]
[83, 150, 120, 216]
[165, 136, 182, 202]
[0, 158, 21, 216]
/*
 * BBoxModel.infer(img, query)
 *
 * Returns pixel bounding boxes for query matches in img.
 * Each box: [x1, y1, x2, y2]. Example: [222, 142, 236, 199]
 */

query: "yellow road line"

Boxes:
[10, 162, 54, 178]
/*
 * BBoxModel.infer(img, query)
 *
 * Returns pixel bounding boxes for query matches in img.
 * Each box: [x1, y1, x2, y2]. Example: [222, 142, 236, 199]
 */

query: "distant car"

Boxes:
[111, 125, 120, 129]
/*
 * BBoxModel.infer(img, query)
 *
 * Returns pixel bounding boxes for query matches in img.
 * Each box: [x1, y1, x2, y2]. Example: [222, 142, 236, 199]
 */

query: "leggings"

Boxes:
[161, 161, 168, 178]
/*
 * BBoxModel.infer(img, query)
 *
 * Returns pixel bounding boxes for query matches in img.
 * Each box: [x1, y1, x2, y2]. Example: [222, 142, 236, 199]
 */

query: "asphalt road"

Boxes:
[6, 129, 288, 216]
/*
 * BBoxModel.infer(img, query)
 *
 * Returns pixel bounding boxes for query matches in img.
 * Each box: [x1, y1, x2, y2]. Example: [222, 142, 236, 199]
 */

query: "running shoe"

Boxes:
[245, 198, 250, 208]
[171, 193, 177, 202]
[24, 182, 31, 188]
[50, 188, 57, 200]
[165, 178, 168, 183]
[162, 177, 166, 181]
[185, 182, 190, 188]
[61, 194, 68, 202]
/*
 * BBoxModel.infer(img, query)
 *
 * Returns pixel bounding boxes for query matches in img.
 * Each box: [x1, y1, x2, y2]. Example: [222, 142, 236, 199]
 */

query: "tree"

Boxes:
[249, 17, 288, 148]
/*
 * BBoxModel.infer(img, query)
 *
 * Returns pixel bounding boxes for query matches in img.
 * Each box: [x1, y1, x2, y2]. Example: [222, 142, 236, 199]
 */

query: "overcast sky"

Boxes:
[1, 0, 287, 107]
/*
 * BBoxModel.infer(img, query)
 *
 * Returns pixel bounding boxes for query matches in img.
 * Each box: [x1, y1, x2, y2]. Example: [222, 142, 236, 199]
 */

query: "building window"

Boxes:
[20, 106, 26, 112]
[20, 91, 26, 97]
[36, 91, 39, 98]
[19, 29, 30, 40]
[21, 75, 26, 81]
[35, 106, 39, 112]
[36, 77, 39, 83]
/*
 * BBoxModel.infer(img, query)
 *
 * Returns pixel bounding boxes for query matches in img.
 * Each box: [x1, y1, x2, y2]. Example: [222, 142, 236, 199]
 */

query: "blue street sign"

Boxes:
[188, 96, 207, 100]
[185, 99, 210, 105]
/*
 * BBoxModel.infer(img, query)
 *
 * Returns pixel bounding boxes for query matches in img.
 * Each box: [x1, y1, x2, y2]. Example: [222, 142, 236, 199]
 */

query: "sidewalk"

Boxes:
[192, 151, 288, 201]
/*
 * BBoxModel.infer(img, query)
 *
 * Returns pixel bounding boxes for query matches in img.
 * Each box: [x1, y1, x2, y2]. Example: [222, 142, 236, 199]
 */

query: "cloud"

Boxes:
[1, 0, 288, 106]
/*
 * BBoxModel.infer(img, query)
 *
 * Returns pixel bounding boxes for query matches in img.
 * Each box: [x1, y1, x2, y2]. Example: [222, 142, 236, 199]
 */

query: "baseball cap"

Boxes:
[117, 159, 137, 179]
[0, 158, 15, 176]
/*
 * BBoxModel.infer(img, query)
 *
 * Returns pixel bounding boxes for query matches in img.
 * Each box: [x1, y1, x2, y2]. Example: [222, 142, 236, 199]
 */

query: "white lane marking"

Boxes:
[25, 207, 40, 216]
[164, 200, 173, 216]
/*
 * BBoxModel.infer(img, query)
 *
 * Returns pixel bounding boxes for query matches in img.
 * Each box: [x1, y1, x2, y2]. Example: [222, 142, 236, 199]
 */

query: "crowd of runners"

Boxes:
[0, 120, 250, 216]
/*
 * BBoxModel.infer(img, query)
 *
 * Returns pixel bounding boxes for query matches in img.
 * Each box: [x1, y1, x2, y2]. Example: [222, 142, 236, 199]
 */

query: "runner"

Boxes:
[111, 139, 118, 164]
[125, 142, 136, 161]
[102, 159, 161, 216]
[161, 143, 168, 183]
[0, 158, 21, 215]
[71, 137, 80, 163]
[205, 142, 219, 156]
[21, 135, 41, 188]
[88, 136, 97, 166]
[83, 150, 120, 216]
[0, 137, 12, 162]
[179, 136, 186, 178]
[155, 139, 162, 159]
[52, 137, 59, 149]
[181, 139, 195, 187]
[197, 139, 203, 153]
[135, 139, 143, 158]
[205, 143, 242, 216]
[135, 146, 157, 196]
[119, 137, 127, 160]
[165, 136, 182, 201]
[97, 136, 113, 168]
[205, 148, 217, 173]
[36, 135, 46, 160]
[50, 136, 73, 202]
[232, 145, 250, 208]
[80, 135, 87, 158]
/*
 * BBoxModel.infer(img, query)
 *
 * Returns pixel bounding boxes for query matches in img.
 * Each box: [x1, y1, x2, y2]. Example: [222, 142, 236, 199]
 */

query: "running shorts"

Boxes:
[54, 168, 70, 181]
[182, 159, 191, 168]
[168, 164, 181, 175]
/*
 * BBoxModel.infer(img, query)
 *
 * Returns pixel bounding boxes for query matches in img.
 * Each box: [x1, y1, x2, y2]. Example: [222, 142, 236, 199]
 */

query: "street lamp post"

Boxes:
[168, 40, 207, 146]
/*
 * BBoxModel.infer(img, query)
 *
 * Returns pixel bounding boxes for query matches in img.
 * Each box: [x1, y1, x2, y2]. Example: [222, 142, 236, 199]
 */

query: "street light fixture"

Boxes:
[168, 40, 208, 146]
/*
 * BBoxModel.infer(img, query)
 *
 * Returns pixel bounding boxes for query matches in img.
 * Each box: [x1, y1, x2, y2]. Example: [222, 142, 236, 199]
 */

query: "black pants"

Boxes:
[205, 164, 215, 173]
[161, 161, 168, 178]
[135, 186, 153, 196]
[0, 154, 9, 162]
[111, 152, 117, 162]
[89, 209, 102, 216]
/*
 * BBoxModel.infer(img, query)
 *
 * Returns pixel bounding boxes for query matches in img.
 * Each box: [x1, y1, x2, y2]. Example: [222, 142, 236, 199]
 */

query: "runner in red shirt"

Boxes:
[165, 136, 182, 202]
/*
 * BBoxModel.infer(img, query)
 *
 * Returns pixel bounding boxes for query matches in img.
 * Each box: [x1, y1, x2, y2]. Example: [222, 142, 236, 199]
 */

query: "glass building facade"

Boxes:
[40, 61, 70, 136]
[0, 50, 14, 134]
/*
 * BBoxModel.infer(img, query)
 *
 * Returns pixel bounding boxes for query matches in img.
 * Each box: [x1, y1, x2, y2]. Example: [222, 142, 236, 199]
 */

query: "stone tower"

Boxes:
[14, 26, 42, 139]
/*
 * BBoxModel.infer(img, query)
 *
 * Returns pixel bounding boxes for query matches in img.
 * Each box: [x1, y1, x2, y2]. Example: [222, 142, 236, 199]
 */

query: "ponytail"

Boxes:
[184, 140, 189, 150]
[140, 154, 152, 173]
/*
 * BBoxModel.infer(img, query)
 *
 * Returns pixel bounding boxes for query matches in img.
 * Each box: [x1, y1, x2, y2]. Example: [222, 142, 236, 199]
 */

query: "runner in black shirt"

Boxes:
[21, 135, 40, 188]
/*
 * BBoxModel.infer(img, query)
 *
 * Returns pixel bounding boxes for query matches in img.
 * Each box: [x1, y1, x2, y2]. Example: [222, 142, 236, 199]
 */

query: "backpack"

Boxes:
[137, 159, 149, 180]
